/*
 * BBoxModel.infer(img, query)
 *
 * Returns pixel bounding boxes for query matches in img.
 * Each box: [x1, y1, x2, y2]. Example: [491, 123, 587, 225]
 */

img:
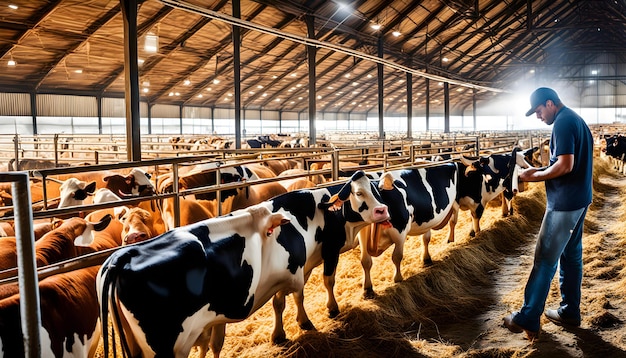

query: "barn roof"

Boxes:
[1, 0, 624, 115]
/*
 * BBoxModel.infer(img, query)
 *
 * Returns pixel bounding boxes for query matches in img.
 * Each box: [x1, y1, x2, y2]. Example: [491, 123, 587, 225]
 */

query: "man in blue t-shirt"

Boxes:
[503, 87, 594, 340]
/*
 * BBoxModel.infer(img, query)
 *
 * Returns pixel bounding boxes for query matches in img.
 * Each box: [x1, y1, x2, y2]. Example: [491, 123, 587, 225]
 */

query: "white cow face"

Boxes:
[58, 178, 97, 208]
[330, 171, 390, 225]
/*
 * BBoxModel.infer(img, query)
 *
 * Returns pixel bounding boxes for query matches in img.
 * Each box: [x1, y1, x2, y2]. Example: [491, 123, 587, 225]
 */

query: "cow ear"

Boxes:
[379, 172, 394, 191]
[320, 194, 344, 212]
[114, 206, 129, 221]
[51, 218, 64, 230]
[85, 181, 97, 194]
[92, 213, 112, 231]
[266, 214, 290, 236]
[74, 215, 110, 246]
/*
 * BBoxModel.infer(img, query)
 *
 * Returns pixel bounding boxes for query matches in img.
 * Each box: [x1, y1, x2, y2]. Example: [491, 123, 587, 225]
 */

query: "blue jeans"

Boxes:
[513, 206, 587, 332]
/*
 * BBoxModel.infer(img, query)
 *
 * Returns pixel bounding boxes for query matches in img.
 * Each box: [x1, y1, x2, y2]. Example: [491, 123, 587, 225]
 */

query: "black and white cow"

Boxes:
[97, 171, 390, 358]
[448, 147, 534, 243]
[357, 163, 458, 298]
[603, 134, 626, 174]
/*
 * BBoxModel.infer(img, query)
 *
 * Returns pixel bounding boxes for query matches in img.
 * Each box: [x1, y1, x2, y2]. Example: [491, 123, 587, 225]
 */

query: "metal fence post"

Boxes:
[0, 171, 40, 357]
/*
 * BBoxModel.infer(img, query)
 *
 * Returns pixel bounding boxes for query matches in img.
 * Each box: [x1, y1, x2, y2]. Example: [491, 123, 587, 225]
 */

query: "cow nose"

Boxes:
[125, 232, 148, 245]
[373, 205, 389, 221]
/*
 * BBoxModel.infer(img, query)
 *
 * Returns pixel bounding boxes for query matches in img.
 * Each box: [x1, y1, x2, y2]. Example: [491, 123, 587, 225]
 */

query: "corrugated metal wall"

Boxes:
[37, 94, 97, 117]
[0, 93, 30, 116]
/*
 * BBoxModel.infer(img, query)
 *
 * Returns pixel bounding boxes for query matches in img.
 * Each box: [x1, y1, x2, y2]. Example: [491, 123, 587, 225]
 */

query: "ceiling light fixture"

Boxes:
[8, 4, 18, 10]
[7, 54, 16, 67]
[145, 32, 159, 53]
[213, 79, 220, 84]
[371, 23, 381, 30]
[392, 30, 401, 37]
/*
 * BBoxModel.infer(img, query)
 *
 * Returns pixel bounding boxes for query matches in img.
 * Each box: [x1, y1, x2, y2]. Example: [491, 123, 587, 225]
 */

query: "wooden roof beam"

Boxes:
[0, 0, 64, 58]
[33, 4, 123, 89]
[95, 5, 175, 92]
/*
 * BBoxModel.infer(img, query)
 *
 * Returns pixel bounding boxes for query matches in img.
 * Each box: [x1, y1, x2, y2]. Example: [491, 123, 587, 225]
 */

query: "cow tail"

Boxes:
[101, 263, 133, 358]
[100, 266, 113, 358]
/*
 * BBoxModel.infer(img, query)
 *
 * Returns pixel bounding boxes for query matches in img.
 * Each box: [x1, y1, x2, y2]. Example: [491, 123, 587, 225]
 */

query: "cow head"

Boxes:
[116, 206, 164, 245]
[319, 171, 390, 225]
[127, 168, 155, 196]
[58, 178, 97, 208]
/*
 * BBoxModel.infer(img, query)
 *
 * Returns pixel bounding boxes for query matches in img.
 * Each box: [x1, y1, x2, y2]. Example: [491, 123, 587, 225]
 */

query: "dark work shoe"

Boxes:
[544, 309, 581, 327]
[503, 313, 540, 341]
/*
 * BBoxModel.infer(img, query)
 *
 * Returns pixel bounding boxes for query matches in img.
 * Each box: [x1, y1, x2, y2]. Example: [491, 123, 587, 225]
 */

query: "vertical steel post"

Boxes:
[233, 0, 242, 149]
[0, 172, 40, 357]
[306, 15, 317, 146]
[120, 0, 142, 161]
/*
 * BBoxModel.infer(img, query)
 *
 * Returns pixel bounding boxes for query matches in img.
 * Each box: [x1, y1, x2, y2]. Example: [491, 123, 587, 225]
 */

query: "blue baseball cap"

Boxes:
[525, 87, 560, 116]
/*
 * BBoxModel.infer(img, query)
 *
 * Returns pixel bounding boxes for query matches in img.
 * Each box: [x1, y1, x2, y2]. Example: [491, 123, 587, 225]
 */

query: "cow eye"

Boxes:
[355, 191, 363, 197]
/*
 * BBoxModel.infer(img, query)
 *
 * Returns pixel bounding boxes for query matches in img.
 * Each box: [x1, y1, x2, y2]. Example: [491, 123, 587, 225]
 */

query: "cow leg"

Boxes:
[324, 273, 340, 318]
[391, 237, 405, 283]
[271, 291, 288, 344]
[293, 289, 316, 330]
[469, 205, 484, 237]
[447, 204, 459, 243]
[358, 234, 375, 298]
[501, 193, 509, 217]
[210, 323, 226, 358]
[422, 230, 433, 266]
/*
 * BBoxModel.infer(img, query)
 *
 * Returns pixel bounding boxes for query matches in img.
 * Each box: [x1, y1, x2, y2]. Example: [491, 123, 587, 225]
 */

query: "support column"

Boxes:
[377, 36, 384, 139]
[97, 94, 103, 135]
[30, 92, 37, 135]
[306, 15, 317, 146]
[120, 0, 141, 161]
[425, 78, 430, 131]
[472, 88, 477, 131]
[406, 72, 412, 138]
[233, 0, 242, 149]
[444, 82, 450, 133]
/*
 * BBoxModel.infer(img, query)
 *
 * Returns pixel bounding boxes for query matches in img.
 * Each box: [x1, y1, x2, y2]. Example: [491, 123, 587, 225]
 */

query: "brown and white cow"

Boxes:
[0, 214, 113, 272]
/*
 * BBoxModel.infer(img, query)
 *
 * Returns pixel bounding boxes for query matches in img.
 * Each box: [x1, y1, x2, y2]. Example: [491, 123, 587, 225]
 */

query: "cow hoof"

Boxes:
[469, 230, 476, 237]
[328, 308, 340, 319]
[272, 334, 288, 345]
[422, 259, 433, 267]
[299, 320, 316, 331]
[363, 288, 377, 299]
